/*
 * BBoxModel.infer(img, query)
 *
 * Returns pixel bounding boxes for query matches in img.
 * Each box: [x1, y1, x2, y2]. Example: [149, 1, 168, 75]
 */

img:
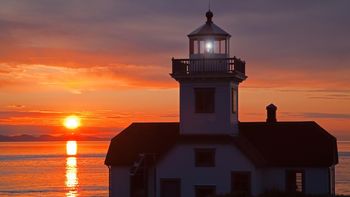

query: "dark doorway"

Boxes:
[231, 171, 251, 195]
[195, 185, 216, 197]
[130, 173, 147, 197]
[160, 179, 181, 197]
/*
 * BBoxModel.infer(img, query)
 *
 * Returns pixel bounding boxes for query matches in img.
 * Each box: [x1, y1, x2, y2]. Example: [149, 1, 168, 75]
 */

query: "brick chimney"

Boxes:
[266, 104, 277, 123]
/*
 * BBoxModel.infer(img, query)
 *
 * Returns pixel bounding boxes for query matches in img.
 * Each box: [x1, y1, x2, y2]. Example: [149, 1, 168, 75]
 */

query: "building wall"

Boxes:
[304, 167, 330, 194]
[261, 167, 331, 195]
[179, 81, 239, 135]
[155, 144, 262, 197]
[110, 166, 130, 197]
[109, 159, 332, 197]
[262, 168, 285, 191]
[148, 166, 156, 197]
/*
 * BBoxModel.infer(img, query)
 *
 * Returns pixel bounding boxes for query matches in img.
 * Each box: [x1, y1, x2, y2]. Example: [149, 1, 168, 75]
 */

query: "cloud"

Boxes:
[0, 63, 176, 93]
[273, 88, 350, 100]
[1, 0, 350, 91]
[284, 112, 350, 120]
[308, 94, 350, 100]
[0, 124, 121, 137]
[1, 1, 350, 66]
[0, 110, 62, 118]
[6, 104, 25, 109]
[0, 0, 349, 138]
[303, 112, 350, 119]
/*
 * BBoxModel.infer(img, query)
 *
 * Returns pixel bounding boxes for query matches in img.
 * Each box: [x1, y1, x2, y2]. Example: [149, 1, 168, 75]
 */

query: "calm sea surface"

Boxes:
[0, 141, 349, 196]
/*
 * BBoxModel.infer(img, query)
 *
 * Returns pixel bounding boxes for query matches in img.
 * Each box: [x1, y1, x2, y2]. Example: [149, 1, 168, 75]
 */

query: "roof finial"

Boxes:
[208, 0, 211, 11]
[206, 9, 213, 23]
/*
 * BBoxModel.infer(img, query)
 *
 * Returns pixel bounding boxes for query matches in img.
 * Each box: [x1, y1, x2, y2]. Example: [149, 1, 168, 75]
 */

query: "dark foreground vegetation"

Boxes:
[214, 190, 349, 197]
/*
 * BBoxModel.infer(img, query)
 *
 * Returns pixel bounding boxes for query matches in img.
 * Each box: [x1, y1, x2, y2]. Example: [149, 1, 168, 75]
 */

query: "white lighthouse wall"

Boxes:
[179, 81, 239, 135]
[155, 144, 262, 197]
[261, 167, 330, 195]
[110, 166, 130, 197]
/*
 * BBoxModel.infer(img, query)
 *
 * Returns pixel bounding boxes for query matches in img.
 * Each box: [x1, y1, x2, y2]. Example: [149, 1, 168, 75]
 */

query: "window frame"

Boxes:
[194, 148, 216, 167]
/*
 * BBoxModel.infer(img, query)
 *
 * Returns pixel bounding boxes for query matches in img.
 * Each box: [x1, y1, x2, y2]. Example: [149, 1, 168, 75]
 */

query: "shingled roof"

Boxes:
[105, 122, 338, 167]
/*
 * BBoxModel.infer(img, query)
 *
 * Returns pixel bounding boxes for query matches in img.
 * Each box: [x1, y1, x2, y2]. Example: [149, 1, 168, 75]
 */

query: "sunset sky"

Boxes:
[0, 0, 349, 139]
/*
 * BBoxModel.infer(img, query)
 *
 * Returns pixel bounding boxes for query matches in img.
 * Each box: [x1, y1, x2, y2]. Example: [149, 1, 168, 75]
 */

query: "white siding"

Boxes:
[304, 168, 330, 194]
[110, 166, 130, 197]
[109, 158, 332, 197]
[155, 144, 262, 197]
[261, 167, 331, 195]
[180, 81, 239, 135]
[262, 168, 285, 191]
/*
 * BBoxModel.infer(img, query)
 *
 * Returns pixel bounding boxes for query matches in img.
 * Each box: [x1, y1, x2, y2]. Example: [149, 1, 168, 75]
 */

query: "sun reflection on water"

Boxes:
[66, 141, 77, 156]
[65, 141, 78, 197]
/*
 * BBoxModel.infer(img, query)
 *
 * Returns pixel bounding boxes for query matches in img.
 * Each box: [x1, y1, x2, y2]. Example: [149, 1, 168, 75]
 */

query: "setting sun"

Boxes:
[64, 115, 81, 130]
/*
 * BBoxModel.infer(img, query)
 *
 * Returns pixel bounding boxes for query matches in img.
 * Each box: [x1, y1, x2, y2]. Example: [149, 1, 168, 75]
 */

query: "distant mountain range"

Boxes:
[0, 134, 109, 141]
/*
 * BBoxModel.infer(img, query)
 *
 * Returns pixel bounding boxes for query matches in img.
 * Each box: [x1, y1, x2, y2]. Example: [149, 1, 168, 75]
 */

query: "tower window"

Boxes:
[232, 88, 237, 113]
[193, 40, 199, 54]
[195, 148, 215, 167]
[220, 40, 226, 54]
[195, 88, 215, 113]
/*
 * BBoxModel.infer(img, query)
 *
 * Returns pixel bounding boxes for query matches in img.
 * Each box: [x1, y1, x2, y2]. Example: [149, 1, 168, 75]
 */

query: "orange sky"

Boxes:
[0, 1, 349, 139]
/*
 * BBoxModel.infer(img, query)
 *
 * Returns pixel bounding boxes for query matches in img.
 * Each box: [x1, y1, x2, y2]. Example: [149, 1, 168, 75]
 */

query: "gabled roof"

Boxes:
[188, 11, 230, 38]
[105, 123, 178, 166]
[239, 121, 338, 167]
[105, 121, 338, 167]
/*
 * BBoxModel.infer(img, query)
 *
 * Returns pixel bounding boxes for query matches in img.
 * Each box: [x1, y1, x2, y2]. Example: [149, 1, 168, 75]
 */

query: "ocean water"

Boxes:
[0, 141, 349, 196]
[0, 141, 109, 196]
[336, 141, 350, 195]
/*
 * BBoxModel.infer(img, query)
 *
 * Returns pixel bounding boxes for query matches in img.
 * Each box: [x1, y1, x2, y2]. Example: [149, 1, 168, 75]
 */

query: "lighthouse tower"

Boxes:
[171, 10, 247, 135]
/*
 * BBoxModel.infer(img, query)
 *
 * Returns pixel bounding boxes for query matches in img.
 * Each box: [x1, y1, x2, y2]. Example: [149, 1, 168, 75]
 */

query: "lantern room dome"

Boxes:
[188, 10, 230, 38]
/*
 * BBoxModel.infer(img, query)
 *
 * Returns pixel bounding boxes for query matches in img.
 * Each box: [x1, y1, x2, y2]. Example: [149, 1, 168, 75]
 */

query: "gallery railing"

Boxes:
[172, 57, 245, 75]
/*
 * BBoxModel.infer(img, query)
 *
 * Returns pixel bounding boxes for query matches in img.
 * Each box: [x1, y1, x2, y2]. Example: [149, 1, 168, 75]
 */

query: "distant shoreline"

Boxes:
[0, 134, 109, 142]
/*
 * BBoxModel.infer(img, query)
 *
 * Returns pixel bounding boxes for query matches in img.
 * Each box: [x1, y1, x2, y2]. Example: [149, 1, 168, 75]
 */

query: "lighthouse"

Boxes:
[106, 10, 338, 197]
[171, 10, 247, 135]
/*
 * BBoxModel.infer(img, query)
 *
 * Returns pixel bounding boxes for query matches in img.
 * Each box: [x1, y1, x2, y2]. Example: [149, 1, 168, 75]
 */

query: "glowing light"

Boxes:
[66, 141, 77, 156]
[65, 156, 78, 197]
[205, 41, 213, 53]
[63, 115, 81, 130]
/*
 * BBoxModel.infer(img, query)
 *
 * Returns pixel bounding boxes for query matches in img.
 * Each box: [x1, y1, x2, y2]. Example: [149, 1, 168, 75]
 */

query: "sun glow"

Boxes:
[66, 141, 77, 156]
[63, 115, 81, 130]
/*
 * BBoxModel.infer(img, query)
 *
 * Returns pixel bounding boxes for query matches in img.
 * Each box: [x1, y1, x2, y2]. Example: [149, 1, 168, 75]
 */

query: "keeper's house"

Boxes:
[105, 11, 338, 197]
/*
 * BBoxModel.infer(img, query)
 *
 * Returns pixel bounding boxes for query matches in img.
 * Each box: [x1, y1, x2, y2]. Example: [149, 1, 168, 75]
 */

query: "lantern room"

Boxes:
[188, 10, 231, 59]
[171, 10, 246, 78]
